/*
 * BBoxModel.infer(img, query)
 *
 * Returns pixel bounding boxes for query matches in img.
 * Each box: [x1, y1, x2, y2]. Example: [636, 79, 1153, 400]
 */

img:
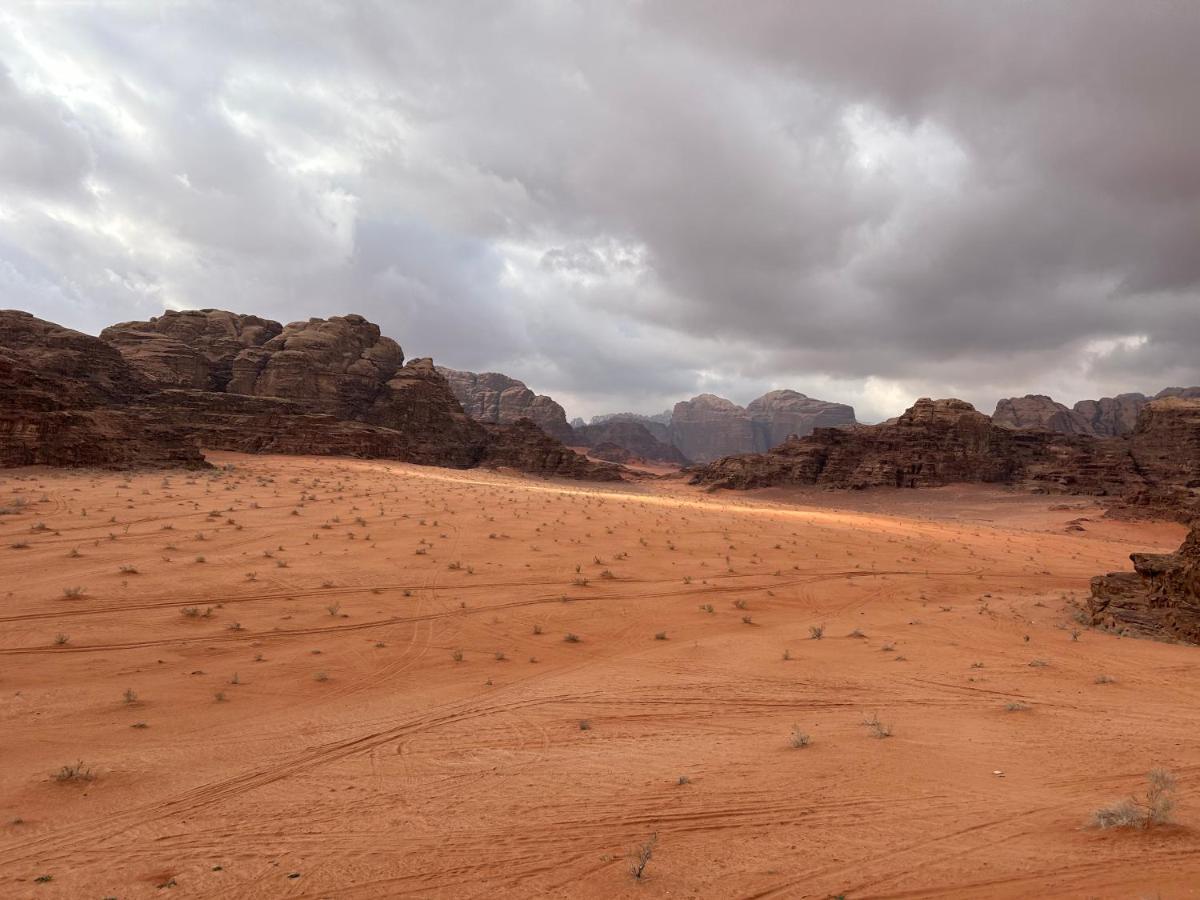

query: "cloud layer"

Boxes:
[2, 2, 1197, 421]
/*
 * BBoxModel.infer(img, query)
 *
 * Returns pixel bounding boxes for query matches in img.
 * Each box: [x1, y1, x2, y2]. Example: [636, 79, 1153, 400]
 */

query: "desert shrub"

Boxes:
[53, 761, 93, 782]
[790, 726, 811, 748]
[1092, 770, 1177, 829]
[809, 624, 824, 640]
[630, 833, 657, 880]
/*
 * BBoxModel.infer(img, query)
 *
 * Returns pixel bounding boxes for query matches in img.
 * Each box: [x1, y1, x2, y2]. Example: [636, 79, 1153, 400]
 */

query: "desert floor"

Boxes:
[1, 452, 1197, 899]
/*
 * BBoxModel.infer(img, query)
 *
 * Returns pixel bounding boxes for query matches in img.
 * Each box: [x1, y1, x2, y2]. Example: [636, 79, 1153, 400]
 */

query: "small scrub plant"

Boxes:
[1092, 769, 1178, 829]
[579, 719, 592, 731]
[1029, 658, 1049, 668]
[314, 671, 329, 682]
[563, 632, 581, 643]
[1095, 674, 1116, 684]
[53, 633, 69, 646]
[654, 631, 667, 641]
[629, 833, 657, 881]
[677, 774, 691, 785]
[62, 586, 85, 599]
[123, 688, 138, 705]
[452, 649, 463, 662]
[809, 624, 824, 640]
[53, 760, 93, 783]
[790, 726, 811, 748]
[1004, 700, 1030, 712]
[862, 713, 892, 738]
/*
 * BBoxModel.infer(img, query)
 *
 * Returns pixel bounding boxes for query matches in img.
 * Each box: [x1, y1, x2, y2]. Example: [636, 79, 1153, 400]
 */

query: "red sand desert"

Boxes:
[2, 452, 1197, 898]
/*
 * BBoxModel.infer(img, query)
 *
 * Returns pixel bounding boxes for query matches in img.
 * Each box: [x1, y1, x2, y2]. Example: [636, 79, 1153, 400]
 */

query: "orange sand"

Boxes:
[1, 452, 1196, 898]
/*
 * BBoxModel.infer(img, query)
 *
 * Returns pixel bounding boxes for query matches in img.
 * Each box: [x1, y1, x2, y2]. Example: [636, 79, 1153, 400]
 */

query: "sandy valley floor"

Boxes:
[1, 453, 1197, 898]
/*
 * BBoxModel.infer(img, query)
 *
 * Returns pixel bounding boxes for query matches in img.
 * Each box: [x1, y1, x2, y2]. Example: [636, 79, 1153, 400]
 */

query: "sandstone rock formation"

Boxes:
[574, 420, 688, 464]
[1073, 393, 1147, 436]
[1088, 525, 1200, 642]
[101, 309, 281, 390]
[108, 313, 489, 468]
[993, 395, 1095, 435]
[4, 309, 620, 481]
[747, 389, 856, 449]
[0, 310, 207, 469]
[436, 367, 575, 443]
[691, 397, 1136, 495]
[1121, 397, 1200, 520]
[992, 388, 1200, 438]
[669, 394, 757, 464]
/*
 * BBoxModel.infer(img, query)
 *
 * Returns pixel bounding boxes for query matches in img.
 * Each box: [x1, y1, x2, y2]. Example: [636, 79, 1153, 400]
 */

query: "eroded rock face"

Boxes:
[0, 311, 207, 469]
[690, 397, 1136, 494]
[103, 310, 619, 476]
[101, 309, 282, 391]
[747, 389, 856, 449]
[436, 367, 575, 443]
[993, 395, 1095, 435]
[1088, 526, 1200, 642]
[574, 420, 688, 464]
[1122, 398, 1200, 520]
[669, 394, 756, 464]
[1073, 393, 1147, 437]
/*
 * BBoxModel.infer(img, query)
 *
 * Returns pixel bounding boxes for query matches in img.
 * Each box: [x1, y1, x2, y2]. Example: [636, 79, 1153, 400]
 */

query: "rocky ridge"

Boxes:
[690, 396, 1200, 521]
[1, 309, 619, 480]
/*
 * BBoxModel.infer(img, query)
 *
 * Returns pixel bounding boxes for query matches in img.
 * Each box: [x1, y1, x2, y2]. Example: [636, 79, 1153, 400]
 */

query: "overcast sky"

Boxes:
[2, 2, 1198, 422]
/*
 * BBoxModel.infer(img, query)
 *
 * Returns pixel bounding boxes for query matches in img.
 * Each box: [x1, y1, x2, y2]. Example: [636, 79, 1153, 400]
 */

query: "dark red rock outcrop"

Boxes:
[0, 310, 207, 469]
[436, 367, 575, 443]
[690, 398, 1136, 495]
[1088, 525, 1200, 642]
[101, 309, 281, 390]
[993, 395, 1095, 435]
[574, 420, 688, 464]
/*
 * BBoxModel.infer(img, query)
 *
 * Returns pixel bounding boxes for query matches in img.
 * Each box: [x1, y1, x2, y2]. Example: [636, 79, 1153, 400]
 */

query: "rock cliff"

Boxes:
[436, 367, 575, 443]
[0, 310, 207, 469]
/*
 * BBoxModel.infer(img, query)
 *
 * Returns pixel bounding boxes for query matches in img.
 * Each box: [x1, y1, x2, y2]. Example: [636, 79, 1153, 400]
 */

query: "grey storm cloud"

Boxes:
[0, 2, 1197, 421]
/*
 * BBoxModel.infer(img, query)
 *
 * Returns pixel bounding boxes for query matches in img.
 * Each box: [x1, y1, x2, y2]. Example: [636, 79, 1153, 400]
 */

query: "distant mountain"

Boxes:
[993, 388, 1200, 437]
[669, 390, 856, 463]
